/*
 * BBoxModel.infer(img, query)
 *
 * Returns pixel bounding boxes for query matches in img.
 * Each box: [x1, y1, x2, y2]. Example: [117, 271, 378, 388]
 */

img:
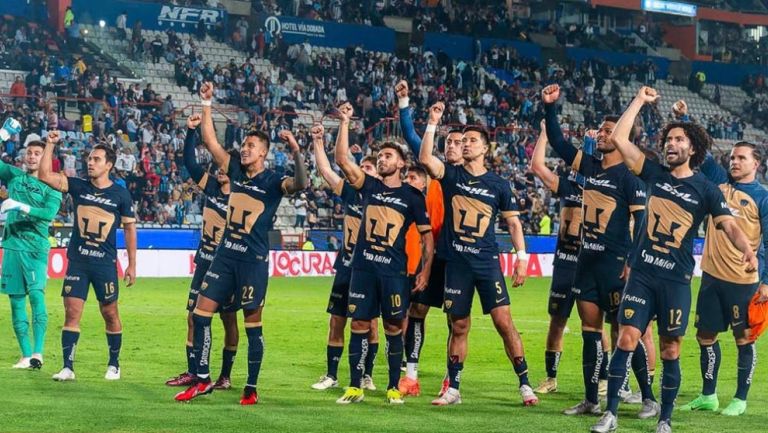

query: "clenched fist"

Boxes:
[542, 84, 560, 104]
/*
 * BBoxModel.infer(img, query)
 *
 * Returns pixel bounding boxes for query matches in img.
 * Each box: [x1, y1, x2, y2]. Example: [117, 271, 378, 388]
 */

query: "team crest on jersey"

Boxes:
[624, 309, 635, 319]
[444, 300, 453, 309]
[201, 281, 208, 291]
[188, 299, 194, 307]
[328, 301, 334, 310]
[551, 302, 558, 310]
[64, 285, 72, 294]
[348, 304, 357, 313]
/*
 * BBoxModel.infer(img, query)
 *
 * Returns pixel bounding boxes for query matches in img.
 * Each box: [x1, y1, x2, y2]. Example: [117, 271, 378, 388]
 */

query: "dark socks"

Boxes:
[348, 331, 368, 388]
[736, 343, 756, 400]
[192, 313, 213, 379]
[245, 326, 263, 388]
[386, 333, 403, 390]
[220, 347, 237, 378]
[700, 341, 721, 395]
[62, 329, 80, 370]
[606, 348, 632, 415]
[632, 340, 655, 401]
[365, 342, 378, 377]
[106, 332, 122, 368]
[545, 350, 561, 379]
[448, 355, 463, 390]
[326, 345, 343, 380]
[582, 331, 604, 404]
[513, 357, 530, 387]
[660, 358, 681, 423]
[186, 344, 196, 375]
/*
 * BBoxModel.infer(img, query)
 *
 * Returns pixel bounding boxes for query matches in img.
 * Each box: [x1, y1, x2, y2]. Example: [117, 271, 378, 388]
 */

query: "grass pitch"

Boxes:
[0, 276, 766, 433]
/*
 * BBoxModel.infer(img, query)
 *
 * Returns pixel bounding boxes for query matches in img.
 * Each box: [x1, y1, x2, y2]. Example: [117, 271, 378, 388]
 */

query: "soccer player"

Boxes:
[37, 130, 137, 382]
[419, 102, 535, 406]
[333, 102, 433, 405]
[309, 123, 380, 391]
[678, 140, 768, 415]
[165, 114, 239, 389]
[542, 84, 656, 417]
[395, 80, 463, 397]
[529, 121, 582, 394]
[175, 82, 308, 405]
[0, 118, 62, 369]
[592, 86, 758, 433]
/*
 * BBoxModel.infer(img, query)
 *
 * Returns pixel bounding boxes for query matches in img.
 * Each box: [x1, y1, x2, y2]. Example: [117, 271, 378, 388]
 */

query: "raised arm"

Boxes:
[699, 152, 729, 185]
[530, 119, 559, 192]
[38, 130, 69, 192]
[310, 123, 342, 191]
[277, 129, 308, 194]
[610, 86, 658, 171]
[182, 114, 206, 183]
[396, 80, 423, 153]
[542, 84, 577, 164]
[333, 102, 365, 188]
[199, 81, 230, 170]
[418, 102, 446, 179]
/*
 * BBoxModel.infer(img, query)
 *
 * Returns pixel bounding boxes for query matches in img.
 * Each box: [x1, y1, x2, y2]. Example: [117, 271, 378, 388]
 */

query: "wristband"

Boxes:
[516, 250, 529, 261]
[425, 124, 437, 134]
[200, 100, 212, 107]
[398, 97, 410, 109]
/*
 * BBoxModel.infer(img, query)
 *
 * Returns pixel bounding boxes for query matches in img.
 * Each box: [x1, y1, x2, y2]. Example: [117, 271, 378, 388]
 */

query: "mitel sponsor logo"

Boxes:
[640, 249, 676, 270]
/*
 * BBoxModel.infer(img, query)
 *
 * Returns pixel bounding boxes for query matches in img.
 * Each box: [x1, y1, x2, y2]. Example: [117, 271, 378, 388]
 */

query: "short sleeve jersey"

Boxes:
[552, 172, 583, 268]
[194, 172, 229, 264]
[66, 177, 135, 264]
[572, 150, 647, 256]
[332, 180, 363, 270]
[437, 164, 518, 271]
[629, 155, 731, 283]
[350, 174, 430, 276]
[217, 160, 287, 261]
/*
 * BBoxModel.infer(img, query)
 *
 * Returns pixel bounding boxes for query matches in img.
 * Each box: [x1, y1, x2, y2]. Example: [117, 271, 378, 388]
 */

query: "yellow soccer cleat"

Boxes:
[336, 387, 364, 404]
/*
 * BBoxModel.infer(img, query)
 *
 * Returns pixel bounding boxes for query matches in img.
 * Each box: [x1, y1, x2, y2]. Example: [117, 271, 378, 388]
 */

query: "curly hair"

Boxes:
[659, 121, 712, 168]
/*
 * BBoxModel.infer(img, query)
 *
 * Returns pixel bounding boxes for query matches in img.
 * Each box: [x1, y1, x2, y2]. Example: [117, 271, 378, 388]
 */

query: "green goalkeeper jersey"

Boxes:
[0, 161, 62, 252]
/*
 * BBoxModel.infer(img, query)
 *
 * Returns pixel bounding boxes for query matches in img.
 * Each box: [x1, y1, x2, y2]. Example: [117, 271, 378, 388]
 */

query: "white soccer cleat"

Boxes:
[431, 387, 462, 406]
[311, 375, 338, 390]
[362, 374, 376, 391]
[624, 391, 643, 404]
[12, 357, 31, 369]
[591, 411, 618, 433]
[520, 384, 539, 406]
[105, 366, 121, 380]
[52, 367, 76, 381]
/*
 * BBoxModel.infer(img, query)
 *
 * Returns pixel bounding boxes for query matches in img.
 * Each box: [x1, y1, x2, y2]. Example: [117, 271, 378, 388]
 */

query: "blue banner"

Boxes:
[0, 0, 34, 17]
[256, 14, 395, 53]
[690, 61, 768, 87]
[642, 0, 697, 17]
[71, 0, 226, 33]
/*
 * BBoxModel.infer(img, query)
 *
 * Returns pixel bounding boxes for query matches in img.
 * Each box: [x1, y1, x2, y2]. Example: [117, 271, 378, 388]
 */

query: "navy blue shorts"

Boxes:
[348, 268, 410, 321]
[188, 259, 236, 313]
[695, 272, 757, 334]
[443, 259, 509, 317]
[327, 266, 351, 317]
[411, 256, 446, 308]
[200, 255, 269, 312]
[572, 254, 625, 317]
[549, 265, 577, 318]
[62, 260, 119, 304]
[618, 271, 691, 337]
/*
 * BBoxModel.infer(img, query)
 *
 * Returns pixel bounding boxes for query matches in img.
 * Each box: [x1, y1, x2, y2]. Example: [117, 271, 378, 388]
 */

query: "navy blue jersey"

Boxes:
[195, 172, 229, 264]
[437, 164, 519, 271]
[630, 155, 731, 283]
[350, 174, 430, 276]
[553, 172, 583, 269]
[65, 177, 135, 264]
[216, 160, 288, 261]
[332, 180, 363, 270]
[572, 150, 647, 256]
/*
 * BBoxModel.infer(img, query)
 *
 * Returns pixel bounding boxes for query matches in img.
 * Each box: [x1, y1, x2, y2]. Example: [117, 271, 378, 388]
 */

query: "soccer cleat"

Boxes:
[397, 376, 421, 396]
[30, 355, 43, 370]
[213, 376, 231, 390]
[174, 379, 213, 402]
[564, 400, 602, 416]
[590, 411, 618, 433]
[400, 359, 407, 372]
[624, 391, 642, 404]
[311, 375, 338, 390]
[166, 372, 195, 386]
[638, 399, 661, 419]
[534, 377, 558, 394]
[437, 377, 450, 397]
[721, 398, 747, 416]
[336, 387, 364, 404]
[679, 393, 719, 411]
[432, 387, 462, 405]
[12, 357, 31, 369]
[361, 374, 376, 391]
[656, 420, 672, 433]
[618, 386, 633, 401]
[240, 386, 259, 405]
[520, 384, 539, 406]
[52, 367, 75, 381]
[598, 379, 608, 397]
[386, 388, 405, 404]
[105, 366, 121, 380]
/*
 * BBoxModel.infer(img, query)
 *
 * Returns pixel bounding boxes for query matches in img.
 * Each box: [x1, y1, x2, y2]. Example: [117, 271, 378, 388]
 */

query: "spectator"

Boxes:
[116, 11, 128, 39]
[64, 6, 74, 29]
[9, 76, 27, 107]
[294, 193, 308, 227]
[151, 36, 164, 64]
